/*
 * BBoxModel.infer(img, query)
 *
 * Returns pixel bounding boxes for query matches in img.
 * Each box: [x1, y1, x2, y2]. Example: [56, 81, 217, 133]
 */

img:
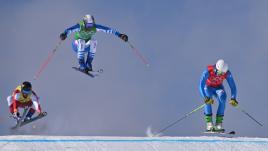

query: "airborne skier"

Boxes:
[60, 14, 128, 73]
[7, 81, 42, 123]
[199, 59, 238, 132]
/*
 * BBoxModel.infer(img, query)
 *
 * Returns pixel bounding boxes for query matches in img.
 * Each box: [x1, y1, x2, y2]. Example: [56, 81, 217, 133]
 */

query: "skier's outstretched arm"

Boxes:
[95, 24, 128, 42]
[65, 24, 80, 35]
[226, 71, 237, 100]
[199, 69, 209, 98]
[60, 24, 80, 40]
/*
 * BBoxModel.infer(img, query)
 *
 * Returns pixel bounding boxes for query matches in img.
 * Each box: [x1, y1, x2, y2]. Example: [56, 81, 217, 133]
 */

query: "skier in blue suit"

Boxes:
[60, 14, 128, 73]
[199, 59, 238, 132]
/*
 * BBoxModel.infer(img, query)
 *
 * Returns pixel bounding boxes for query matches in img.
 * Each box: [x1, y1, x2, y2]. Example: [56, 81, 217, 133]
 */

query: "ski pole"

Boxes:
[236, 106, 263, 127]
[127, 41, 150, 67]
[152, 103, 206, 136]
[33, 40, 63, 80]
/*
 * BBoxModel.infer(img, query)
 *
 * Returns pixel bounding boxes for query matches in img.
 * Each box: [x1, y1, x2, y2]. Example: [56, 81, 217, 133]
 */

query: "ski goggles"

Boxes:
[21, 88, 31, 94]
[85, 23, 94, 28]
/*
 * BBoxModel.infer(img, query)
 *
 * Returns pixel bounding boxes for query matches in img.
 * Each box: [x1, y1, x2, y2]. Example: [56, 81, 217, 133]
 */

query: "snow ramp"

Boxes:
[0, 135, 268, 151]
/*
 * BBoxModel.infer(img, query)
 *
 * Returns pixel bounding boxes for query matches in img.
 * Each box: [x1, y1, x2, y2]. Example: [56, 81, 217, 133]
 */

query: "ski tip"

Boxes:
[229, 131, 236, 135]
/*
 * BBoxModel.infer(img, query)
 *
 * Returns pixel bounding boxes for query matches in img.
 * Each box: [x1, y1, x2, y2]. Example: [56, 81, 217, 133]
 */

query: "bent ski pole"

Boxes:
[34, 40, 63, 80]
[236, 106, 263, 127]
[154, 103, 205, 136]
[127, 41, 150, 67]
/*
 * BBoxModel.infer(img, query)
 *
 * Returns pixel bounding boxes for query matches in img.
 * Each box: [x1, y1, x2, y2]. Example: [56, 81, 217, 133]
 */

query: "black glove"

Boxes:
[12, 111, 20, 119]
[119, 34, 128, 42]
[60, 32, 67, 41]
[204, 97, 214, 105]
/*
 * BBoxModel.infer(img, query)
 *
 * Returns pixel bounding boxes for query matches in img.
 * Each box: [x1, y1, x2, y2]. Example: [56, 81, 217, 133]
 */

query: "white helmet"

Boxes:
[83, 14, 95, 24]
[216, 59, 228, 73]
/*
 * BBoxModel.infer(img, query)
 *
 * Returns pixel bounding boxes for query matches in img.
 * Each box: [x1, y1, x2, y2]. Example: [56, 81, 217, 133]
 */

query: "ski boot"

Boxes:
[87, 67, 93, 72]
[205, 115, 214, 132]
[214, 115, 225, 133]
[78, 59, 89, 73]
[86, 56, 93, 72]
[78, 66, 89, 74]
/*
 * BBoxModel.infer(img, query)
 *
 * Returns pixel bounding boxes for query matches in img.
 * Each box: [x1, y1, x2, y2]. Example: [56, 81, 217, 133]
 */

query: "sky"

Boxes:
[0, 0, 268, 137]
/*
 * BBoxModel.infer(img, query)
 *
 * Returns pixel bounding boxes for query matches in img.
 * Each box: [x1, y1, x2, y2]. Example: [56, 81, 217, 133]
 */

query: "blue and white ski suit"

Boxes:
[63, 22, 122, 70]
[199, 65, 237, 116]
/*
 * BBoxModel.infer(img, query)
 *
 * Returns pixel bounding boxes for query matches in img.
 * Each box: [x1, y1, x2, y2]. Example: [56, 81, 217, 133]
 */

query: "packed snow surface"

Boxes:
[0, 135, 268, 151]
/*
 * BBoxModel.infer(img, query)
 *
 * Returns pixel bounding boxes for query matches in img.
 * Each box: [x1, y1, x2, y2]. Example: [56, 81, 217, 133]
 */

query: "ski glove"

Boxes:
[60, 32, 67, 41]
[12, 111, 20, 119]
[204, 97, 214, 105]
[12, 112, 17, 118]
[119, 34, 128, 42]
[229, 99, 238, 107]
[13, 109, 18, 117]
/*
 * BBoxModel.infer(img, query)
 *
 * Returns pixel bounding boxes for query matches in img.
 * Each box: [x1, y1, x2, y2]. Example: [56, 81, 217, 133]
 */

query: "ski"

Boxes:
[72, 67, 103, 78]
[19, 112, 47, 128]
[203, 130, 236, 137]
[11, 108, 30, 130]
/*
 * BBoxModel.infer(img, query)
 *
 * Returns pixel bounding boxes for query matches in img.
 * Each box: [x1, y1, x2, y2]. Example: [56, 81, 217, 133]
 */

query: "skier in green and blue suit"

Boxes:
[60, 14, 128, 73]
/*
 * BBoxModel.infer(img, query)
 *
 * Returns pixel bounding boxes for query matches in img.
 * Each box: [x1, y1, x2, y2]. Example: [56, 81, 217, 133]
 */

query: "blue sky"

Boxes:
[0, 0, 268, 137]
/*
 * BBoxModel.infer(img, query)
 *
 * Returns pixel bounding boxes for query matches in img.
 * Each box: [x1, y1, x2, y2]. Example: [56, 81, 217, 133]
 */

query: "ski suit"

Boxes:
[7, 85, 42, 118]
[199, 65, 237, 116]
[63, 21, 123, 70]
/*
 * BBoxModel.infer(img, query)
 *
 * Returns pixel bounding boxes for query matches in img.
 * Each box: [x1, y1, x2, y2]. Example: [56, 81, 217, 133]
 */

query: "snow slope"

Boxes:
[0, 135, 267, 151]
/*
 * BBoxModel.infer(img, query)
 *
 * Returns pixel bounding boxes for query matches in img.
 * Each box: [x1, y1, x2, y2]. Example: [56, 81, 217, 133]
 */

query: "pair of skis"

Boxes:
[72, 67, 103, 78]
[204, 130, 236, 136]
[11, 108, 47, 130]
[203, 131, 236, 138]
